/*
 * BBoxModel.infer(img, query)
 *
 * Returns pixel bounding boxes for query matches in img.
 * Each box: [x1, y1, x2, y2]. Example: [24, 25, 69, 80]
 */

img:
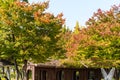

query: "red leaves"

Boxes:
[86, 5, 120, 26]
[57, 13, 65, 25]
[33, 11, 65, 24]
[33, 11, 41, 21]
[98, 8, 102, 14]
[5, 20, 13, 25]
[65, 4, 120, 67]
[112, 5, 120, 10]
[14, 1, 27, 7]
[57, 13, 63, 19]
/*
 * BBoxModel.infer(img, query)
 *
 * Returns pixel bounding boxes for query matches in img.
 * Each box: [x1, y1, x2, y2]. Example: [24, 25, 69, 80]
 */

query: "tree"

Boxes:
[56, 25, 72, 59]
[0, 0, 65, 80]
[84, 5, 120, 67]
[73, 21, 80, 34]
[64, 5, 120, 68]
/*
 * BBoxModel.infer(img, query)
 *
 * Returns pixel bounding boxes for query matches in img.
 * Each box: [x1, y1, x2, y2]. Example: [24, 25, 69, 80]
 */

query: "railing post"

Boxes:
[101, 67, 115, 80]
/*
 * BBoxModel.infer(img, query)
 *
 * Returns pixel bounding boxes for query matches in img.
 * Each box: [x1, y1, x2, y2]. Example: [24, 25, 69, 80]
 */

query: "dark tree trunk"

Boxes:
[2, 66, 4, 74]
[14, 59, 20, 80]
[23, 60, 28, 80]
[115, 69, 119, 80]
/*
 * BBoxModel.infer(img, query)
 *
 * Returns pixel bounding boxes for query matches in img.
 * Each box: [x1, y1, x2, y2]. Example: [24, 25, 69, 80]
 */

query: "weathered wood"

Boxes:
[26, 64, 120, 80]
[94, 69, 102, 80]
[32, 66, 35, 80]
[79, 69, 84, 80]
[47, 69, 56, 80]
[115, 69, 119, 80]
[64, 69, 73, 80]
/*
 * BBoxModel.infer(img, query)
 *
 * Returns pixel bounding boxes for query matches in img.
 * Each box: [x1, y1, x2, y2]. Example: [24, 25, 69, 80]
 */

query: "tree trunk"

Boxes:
[14, 59, 20, 80]
[23, 60, 28, 80]
[115, 69, 119, 80]
[2, 66, 4, 74]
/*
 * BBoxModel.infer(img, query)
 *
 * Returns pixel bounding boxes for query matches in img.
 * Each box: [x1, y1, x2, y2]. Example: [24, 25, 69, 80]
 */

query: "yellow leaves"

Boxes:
[14, 42, 20, 47]
[33, 11, 65, 25]
[34, 12, 52, 24]
[64, 5, 120, 68]
[0, 7, 4, 14]
[14, 1, 27, 7]
[41, 1, 49, 9]
[0, 0, 64, 64]
[12, 12, 19, 20]
[42, 36, 50, 41]
[4, 40, 10, 45]
[23, 6, 32, 11]
[40, 16, 50, 23]
[97, 40, 110, 47]
[33, 11, 40, 21]
[5, 20, 13, 25]
[20, 50, 28, 55]
[20, 50, 24, 55]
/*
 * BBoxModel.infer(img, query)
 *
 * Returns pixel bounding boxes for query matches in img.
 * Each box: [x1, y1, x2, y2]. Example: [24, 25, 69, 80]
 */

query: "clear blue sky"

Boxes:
[29, 0, 120, 30]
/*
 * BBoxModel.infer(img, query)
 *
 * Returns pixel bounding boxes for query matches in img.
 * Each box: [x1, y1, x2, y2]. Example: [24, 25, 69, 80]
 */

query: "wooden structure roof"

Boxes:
[26, 61, 120, 80]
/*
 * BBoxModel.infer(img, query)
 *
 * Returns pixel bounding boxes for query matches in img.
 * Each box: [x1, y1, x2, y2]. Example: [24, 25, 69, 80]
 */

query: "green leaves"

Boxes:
[64, 5, 120, 68]
[0, 0, 64, 65]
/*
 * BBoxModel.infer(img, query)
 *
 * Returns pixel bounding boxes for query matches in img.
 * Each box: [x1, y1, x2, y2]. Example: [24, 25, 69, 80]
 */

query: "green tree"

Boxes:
[73, 21, 80, 34]
[0, 0, 65, 80]
[83, 6, 120, 67]
[64, 5, 120, 68]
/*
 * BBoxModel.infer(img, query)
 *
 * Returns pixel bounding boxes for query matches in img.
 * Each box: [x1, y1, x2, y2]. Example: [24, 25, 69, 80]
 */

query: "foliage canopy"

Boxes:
[63, 5, 120, 68]
[0, 0, 65, 64]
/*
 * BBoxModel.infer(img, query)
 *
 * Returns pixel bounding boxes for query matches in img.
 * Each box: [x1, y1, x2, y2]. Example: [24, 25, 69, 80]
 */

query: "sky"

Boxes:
[29, 0, 120, 30]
